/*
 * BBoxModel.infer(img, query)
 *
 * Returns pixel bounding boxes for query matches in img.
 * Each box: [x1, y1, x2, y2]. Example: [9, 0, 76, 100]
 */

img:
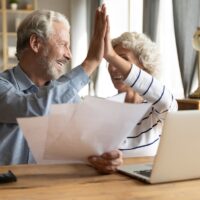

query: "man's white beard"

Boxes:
[38, 49, 68, 80]
[47, 61, 67, 80]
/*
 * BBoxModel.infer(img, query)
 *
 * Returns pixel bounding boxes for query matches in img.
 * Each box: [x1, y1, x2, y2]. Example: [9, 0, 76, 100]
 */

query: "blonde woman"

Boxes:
[89, 31, 178, 173]
[106, 32, 178, 157]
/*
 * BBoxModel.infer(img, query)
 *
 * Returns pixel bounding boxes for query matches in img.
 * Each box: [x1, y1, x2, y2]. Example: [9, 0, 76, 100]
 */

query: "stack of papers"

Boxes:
[17, 95, 151, 164]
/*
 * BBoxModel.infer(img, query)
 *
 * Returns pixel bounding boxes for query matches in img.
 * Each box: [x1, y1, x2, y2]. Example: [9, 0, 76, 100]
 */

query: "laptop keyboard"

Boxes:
[135, 169, 152, 177]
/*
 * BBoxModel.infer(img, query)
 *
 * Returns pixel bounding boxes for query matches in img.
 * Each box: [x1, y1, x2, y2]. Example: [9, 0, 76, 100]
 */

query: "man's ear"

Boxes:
[29, 34, 42, 53]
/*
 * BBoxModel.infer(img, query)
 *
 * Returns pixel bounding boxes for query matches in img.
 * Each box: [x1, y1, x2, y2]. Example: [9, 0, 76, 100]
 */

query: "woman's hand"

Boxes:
[88, 150, 123, 174]
[104, 14, 116, 62]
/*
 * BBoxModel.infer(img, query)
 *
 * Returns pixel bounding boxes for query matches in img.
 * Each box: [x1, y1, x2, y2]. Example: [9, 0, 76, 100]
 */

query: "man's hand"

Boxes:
[88, 150, 123, 174]
[82, 4, 108, 76]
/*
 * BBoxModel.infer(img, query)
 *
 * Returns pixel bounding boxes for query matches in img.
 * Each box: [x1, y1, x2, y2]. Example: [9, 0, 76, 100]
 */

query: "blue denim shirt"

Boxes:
[0, 65, 89, 165]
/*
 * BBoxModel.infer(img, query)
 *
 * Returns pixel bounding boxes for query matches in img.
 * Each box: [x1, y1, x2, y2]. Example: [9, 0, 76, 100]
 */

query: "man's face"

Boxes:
[38, 21, 72, 80]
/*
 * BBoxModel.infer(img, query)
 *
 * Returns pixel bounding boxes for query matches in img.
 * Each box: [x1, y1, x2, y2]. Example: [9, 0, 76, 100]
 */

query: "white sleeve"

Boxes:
[124, 64, 178, 113]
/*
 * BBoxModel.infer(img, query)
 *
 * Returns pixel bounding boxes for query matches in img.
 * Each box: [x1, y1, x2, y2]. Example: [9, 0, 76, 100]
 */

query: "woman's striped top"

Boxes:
[119, 64, 178, 157]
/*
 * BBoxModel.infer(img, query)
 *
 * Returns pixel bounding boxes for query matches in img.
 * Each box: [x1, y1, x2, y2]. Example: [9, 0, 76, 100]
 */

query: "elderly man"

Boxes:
[0, 5, 122, 173]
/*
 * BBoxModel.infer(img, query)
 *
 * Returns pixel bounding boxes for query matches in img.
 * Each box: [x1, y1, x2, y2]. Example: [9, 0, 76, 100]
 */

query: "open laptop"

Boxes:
[118, 110, 200, 184]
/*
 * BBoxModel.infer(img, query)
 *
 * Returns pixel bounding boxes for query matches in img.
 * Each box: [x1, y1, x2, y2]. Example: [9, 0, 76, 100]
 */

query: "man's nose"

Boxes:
[64, 46, 72, 60]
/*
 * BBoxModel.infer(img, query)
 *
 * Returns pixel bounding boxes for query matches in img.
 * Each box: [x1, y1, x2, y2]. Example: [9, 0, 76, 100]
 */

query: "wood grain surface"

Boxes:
[0, 157, 199, 200]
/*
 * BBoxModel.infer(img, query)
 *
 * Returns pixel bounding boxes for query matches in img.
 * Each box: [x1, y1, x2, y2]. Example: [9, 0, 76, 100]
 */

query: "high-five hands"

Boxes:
[84, 4, 124, 174]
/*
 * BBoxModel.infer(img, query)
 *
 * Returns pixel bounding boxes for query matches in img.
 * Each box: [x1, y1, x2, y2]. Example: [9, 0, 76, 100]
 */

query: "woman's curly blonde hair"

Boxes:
[112, 32, 160, 76]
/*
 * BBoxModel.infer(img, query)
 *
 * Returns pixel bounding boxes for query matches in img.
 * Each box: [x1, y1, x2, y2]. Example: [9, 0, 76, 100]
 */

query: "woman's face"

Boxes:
[108, 44, 143, 103]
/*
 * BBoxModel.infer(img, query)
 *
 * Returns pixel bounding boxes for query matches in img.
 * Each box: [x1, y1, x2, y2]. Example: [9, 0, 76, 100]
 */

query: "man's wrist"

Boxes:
[81, 59, 99, 76]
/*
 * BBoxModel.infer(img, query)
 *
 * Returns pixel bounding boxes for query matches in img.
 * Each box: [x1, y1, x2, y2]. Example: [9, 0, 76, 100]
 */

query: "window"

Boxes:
[95, 0, 184, 98]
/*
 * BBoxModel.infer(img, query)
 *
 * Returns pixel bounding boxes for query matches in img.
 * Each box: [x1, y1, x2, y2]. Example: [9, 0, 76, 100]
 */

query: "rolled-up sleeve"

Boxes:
[124, 64, 178, 113]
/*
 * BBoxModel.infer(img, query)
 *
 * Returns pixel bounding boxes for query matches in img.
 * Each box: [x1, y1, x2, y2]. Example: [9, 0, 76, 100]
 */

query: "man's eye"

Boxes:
[121, 57, 128, 61]
[61, 43, 70, 49]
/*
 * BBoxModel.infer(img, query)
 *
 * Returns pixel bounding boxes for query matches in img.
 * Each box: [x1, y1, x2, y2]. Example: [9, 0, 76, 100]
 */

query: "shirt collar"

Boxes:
[13, 65, 36, 91]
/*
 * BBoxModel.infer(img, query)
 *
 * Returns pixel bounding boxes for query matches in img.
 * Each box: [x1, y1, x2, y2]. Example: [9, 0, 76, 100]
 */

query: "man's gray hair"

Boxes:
[16, 10, 70, 60]
[112, 32, 160, 76]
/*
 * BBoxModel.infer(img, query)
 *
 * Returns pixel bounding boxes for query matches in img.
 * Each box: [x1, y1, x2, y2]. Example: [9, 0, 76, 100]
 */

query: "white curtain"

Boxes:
[156, 0, 184, 98]
[69, 0, 89, 96]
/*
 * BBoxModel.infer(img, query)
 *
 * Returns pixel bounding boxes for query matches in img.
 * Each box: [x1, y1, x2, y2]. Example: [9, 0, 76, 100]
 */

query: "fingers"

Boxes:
[94, 4, 107, 38]
[103, 11, 116, 61]
[94, 7, 100, 32]
[89, 155, 122, 168]
[105, 15, 110, 40]
[88, 150, 123, 174]
[89, 157, 122, 174]
[101, 149, 122, 159]
[101, 4, 107, 36]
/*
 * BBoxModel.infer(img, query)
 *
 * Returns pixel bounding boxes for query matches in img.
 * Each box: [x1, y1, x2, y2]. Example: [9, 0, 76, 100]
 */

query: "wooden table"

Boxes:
[1, 157, 200, 200]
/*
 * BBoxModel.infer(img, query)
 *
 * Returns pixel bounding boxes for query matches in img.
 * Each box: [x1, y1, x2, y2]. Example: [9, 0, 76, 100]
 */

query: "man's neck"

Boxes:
[19, 61, 50, 87]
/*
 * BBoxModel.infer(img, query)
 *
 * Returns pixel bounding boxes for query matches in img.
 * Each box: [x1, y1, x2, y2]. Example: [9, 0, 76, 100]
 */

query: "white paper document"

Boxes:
[17, 96, 151, 164]
[17, 116, 68, 164]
